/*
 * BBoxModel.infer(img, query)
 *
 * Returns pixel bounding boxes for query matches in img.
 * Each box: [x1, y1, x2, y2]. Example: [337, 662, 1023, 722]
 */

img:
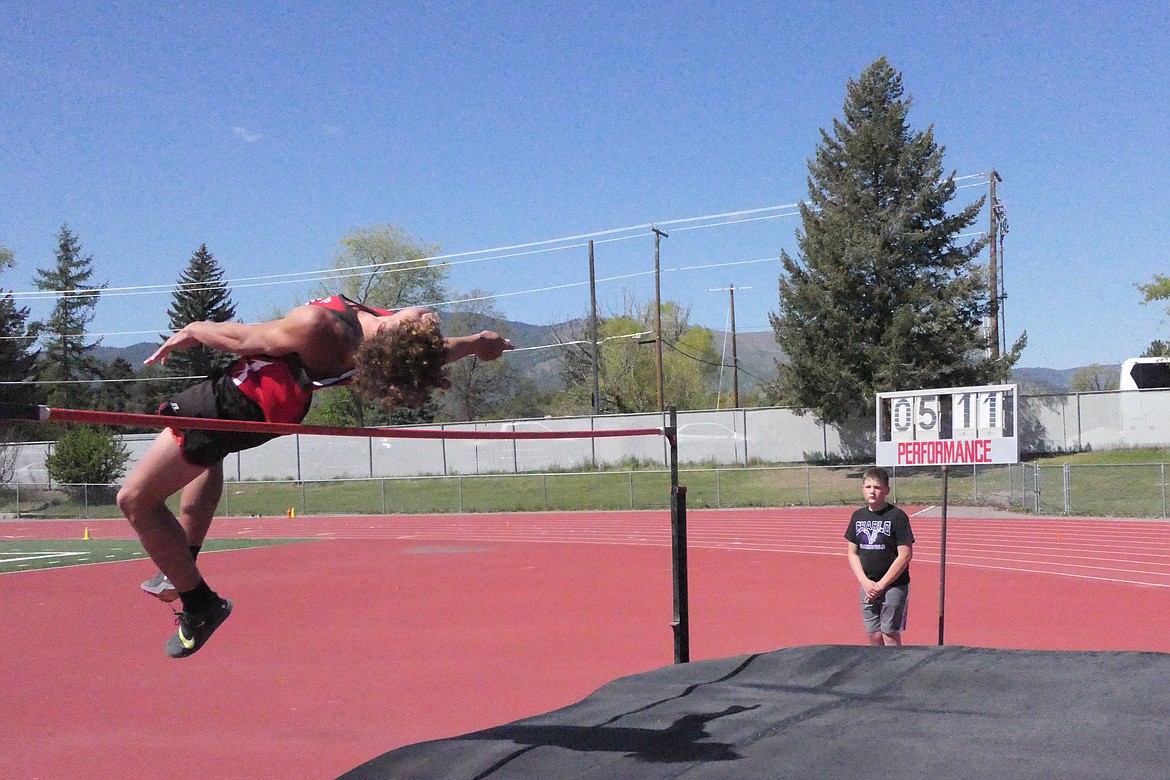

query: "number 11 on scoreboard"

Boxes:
[952, 390, 1006, 440]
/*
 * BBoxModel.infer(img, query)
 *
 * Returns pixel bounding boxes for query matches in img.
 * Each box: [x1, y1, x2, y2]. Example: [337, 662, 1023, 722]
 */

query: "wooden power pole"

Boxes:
[988, 169, 1002, 360]
[709, 284, 752, 408]
[588, 240, 600, 415]
[652, 227, 668, 411]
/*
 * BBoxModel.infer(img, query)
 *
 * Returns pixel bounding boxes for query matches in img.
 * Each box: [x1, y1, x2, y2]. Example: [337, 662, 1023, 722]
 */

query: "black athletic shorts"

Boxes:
[159, 371, 305, 467]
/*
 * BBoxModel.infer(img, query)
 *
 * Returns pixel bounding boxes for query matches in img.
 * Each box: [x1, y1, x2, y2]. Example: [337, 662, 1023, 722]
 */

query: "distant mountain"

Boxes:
[1011, 365, 1122, 393]
[91, 342, 158, 367]
[85, 325, 1110, 397]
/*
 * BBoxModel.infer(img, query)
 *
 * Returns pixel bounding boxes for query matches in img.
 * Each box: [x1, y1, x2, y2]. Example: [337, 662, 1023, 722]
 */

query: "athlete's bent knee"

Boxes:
[116, 483, 164, 527]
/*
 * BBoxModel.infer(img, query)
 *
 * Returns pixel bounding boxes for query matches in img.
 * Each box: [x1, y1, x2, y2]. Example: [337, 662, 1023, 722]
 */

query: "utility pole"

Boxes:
[988, 169, 1002, 360]
[652, 226, 668, 412]
[708, 284, 752, 408]
[588, 240, 600, 415]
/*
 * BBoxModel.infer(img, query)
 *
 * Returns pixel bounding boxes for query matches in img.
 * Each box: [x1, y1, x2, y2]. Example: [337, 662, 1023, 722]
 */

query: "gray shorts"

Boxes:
[860, 583, 909, 635]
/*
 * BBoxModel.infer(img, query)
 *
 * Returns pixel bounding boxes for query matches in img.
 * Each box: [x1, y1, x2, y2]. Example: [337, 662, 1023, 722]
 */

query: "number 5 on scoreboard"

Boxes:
[888, 394, 941, 442]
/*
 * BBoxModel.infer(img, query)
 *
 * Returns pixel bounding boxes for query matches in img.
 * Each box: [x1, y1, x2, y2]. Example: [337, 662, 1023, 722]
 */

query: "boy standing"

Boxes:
[845, 466, 915, 646]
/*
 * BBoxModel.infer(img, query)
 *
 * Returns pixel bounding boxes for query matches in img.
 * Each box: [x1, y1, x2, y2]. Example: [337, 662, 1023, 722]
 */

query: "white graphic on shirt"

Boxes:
[855, 519, 892, 546]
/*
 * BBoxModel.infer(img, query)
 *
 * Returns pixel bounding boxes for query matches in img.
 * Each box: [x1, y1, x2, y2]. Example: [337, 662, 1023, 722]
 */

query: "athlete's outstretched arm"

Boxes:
[144, 307, 329, 366]
[443, 331, 514, 364]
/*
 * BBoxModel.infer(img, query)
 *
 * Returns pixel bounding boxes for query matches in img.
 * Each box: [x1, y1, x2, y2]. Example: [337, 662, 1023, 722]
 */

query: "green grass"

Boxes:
[1029, 447, 1170, 465]
[0, 538, 310, 574]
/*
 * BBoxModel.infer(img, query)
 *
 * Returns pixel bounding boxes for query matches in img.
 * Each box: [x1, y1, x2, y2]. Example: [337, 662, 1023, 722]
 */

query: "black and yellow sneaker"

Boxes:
[164, 598, 233, 658]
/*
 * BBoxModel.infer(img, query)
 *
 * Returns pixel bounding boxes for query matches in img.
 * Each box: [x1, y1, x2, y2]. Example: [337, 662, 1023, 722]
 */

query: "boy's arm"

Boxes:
[846, 542, 873, 588]
[874, 544, 913, 592]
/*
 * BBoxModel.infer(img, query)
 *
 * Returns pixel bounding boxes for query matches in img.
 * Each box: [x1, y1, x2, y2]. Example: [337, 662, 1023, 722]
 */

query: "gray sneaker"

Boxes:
[141, 572, 179, 603]
[165, 598, 233, 658]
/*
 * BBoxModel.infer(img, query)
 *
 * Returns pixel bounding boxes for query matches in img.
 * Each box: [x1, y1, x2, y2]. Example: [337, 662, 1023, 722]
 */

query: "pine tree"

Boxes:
[31, 225, 105, 409]
[96, 356, 136, 413]
[162, 244, 237, 386]
[770, 58, 1025, 426]
[0, 293, 40, 406]
[0, 246, 40, 457]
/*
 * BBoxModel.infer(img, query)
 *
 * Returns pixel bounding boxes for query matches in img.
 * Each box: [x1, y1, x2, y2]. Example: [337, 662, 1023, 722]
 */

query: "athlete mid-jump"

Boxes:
[120, 295, 512, 658]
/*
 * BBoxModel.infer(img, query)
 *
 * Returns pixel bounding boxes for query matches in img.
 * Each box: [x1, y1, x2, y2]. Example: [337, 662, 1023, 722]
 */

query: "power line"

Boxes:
[4, 203, 804, 302]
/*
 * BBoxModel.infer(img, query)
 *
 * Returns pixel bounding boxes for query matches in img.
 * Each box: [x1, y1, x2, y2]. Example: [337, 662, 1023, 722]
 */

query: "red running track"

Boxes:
[2, 508, 1168, 779]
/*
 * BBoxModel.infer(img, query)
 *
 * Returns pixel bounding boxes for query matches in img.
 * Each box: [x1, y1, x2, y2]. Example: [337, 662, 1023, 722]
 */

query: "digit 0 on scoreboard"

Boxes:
[875, 384, 1018, 467]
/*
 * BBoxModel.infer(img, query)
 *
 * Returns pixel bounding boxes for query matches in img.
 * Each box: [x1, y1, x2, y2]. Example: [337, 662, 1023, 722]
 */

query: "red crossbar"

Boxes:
[1, 404, 666, 441]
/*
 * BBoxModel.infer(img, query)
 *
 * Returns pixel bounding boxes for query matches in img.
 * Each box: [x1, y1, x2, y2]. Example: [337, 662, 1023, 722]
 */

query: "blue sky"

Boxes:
[2, 1, 1168, 371]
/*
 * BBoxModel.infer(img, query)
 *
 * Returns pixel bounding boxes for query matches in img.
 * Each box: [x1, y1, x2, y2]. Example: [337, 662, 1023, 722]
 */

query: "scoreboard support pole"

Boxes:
[938, 465, 949, 646]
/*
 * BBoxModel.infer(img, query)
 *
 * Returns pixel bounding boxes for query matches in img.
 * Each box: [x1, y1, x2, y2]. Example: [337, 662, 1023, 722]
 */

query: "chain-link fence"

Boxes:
[6, 461, 1169, 519]
[7, 389, 1170, 485]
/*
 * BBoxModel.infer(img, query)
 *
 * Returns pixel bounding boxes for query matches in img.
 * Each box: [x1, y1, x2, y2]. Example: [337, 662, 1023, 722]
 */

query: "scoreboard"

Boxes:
[875, 384, 1019, 467]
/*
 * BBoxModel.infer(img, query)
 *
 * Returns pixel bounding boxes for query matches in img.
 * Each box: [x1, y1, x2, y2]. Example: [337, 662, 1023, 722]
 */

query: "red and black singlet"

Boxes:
[226, 295, 396, 422]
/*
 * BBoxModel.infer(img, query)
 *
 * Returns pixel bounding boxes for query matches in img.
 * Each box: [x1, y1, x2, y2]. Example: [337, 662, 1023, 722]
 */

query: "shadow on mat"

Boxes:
[463, 704, 759, 764]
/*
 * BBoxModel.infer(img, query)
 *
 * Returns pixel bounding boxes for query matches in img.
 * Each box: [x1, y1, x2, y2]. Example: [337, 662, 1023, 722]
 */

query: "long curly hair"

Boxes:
[352, 316, 448, 409]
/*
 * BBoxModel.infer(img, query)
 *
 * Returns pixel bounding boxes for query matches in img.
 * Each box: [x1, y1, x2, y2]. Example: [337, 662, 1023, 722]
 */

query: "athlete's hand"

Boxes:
[474, 331, 514, 361]
[145, 327, 199, 366]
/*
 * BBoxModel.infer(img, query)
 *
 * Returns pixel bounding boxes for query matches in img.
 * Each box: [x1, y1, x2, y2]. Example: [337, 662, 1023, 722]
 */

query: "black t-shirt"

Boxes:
[844, 503, 915, 587]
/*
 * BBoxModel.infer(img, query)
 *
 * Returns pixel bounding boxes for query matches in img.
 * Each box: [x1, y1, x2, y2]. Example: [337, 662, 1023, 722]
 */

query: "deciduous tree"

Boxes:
[1069, 364, 1118, 392]
[559, 298, 720, 413]
[308, 225, 450, 427]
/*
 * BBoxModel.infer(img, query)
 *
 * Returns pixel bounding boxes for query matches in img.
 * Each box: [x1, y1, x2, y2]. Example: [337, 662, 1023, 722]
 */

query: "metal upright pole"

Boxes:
[668, 406, 689, 663]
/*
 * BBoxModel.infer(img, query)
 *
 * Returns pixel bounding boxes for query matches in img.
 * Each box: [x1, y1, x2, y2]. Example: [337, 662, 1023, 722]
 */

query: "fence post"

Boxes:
[740, 408, 749, 466]
[1162, 464, 1167, 520]
[1062, 464, 1071, 516]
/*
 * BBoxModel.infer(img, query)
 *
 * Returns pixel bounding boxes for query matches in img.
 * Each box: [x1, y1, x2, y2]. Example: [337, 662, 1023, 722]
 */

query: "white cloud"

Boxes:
[322, 124, 342, 136]
[232, 126, 263, 143]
